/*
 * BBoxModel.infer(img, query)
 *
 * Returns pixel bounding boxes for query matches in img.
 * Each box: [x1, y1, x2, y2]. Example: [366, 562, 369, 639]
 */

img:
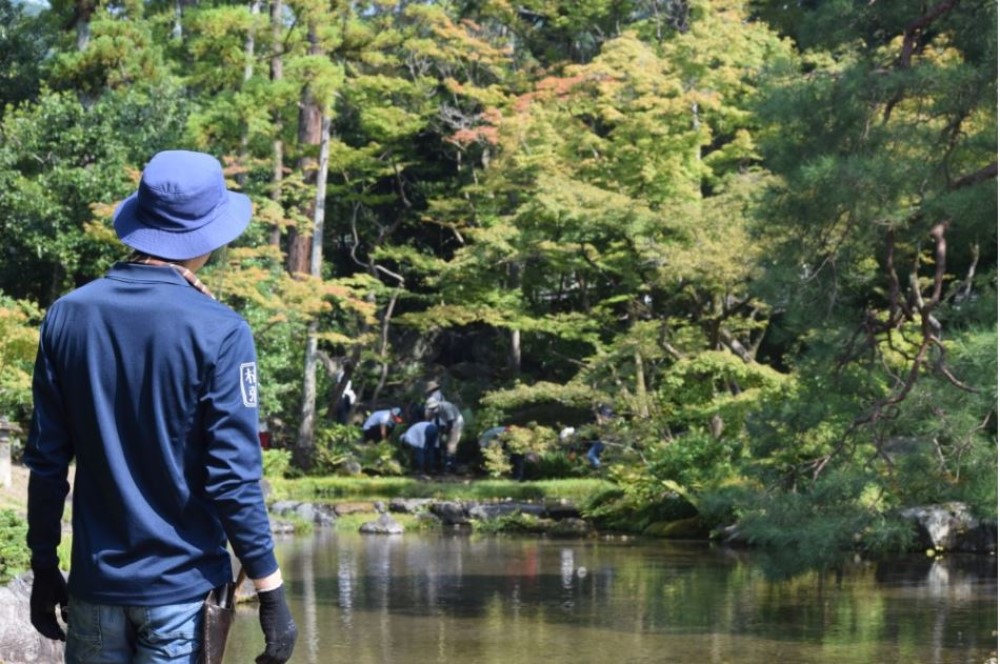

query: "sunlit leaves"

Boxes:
[0, 294, 41, 415]
[49, 11, 172, 96]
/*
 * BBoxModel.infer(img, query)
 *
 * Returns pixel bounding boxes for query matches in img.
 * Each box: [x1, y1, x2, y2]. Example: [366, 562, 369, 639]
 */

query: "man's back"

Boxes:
[29, 262, 274, 605]
[403, 421, 437, 448]
[26, 150, 296, 662]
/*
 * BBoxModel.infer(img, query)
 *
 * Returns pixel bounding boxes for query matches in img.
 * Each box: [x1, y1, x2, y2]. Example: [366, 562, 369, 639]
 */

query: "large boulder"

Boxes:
[388, 498, 435, 514]
[269, 500, 336, 527]
[429, 501, 470, 526]
[468, 502, 545, 521]
[359, 513, 405, 535]
[900, 502, 998, 553]
[0, 573, 66, 663]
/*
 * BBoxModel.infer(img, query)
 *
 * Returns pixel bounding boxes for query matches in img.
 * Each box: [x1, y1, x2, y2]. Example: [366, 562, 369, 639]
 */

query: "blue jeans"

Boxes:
[587, 441, 605, 468]
[411, 445, 434, 473]
[66, 595, 204, 663]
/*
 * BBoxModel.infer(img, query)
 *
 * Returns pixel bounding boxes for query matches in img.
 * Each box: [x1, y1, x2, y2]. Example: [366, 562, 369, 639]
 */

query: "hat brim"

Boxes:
[113, 190, 252, 260]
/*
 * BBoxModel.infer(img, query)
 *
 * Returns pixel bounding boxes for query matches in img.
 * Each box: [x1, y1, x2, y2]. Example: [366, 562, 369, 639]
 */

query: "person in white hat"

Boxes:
[425, 397, 464, 473]
[24, 150, 297, 663]
[362, 406, 404, 442]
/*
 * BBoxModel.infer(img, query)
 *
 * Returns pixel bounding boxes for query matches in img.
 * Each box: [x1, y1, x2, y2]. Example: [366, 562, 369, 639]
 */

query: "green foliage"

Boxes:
[262, 449, 292, 480]
[0, 509, 30, 583]
[529, 450, 589, 479]
[0, 0, 995, 553]
[582, 465, 698, 533]
[733, 470, 915, 562]
[477, 423, 560, 478]
[658, 351, 788, 431]
[354, 440, 406, 477]
[0, 84, 189, 304]
[327, 511, 430, 533]
[268, 476, 611, 504]
[480, 382, 599, 413]
[890, 324, 999, 517]
[310, 423, 405, 477]
[269, 509, 314, 536]
[645, 433, 745, 493]
[0, 0, 52, 113]
[312, 423, 364, 475]
[480, 443, 512, 479]
[750, 0, 997, 510]
[471, 511, 545, 534]
[0, 292, 41, 419]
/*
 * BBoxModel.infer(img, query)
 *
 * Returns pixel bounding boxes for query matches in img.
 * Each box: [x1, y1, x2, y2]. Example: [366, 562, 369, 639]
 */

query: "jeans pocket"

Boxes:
[139, 599, 204, 660]
[65, 599, 104, 663]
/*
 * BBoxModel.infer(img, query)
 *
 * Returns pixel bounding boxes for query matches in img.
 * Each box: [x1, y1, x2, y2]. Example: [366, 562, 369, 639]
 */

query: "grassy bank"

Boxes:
[267, 476, 613, 505]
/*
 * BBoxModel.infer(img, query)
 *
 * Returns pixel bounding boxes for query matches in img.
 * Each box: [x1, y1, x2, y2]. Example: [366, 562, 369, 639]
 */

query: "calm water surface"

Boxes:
[225, 530, 997, 663]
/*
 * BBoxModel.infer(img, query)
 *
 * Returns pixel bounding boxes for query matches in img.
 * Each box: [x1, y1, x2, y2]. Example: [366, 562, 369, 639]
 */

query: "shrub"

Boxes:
[734, 469, 915, 563]
[0, 509, 30, 583]
[262, 448, 292, 479]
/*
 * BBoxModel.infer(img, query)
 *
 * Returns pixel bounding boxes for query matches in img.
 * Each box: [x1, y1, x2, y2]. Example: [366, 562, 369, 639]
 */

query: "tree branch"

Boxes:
[883, 0, 960, 121]
[899, 0, 960, 69]
[950, 161, 997, 190]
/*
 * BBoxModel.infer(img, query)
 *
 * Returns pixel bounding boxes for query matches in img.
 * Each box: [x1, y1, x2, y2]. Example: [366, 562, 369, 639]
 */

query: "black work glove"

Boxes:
[30, 566, 69, 641]
[256, 585, 298, 664]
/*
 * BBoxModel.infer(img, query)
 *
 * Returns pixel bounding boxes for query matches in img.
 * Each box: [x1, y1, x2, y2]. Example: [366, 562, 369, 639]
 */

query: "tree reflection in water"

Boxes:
[223, 531, 997, 664]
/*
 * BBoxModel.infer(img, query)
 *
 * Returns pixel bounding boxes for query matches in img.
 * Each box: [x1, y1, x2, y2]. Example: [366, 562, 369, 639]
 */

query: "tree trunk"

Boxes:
[172, 0, 183, 39]
[73, 0, 96, 64]
[237, 0, 260, 188]
[634, 347, 650, 418]
[286, 25, 323, 276]
[507, 261, 523, 376]
[295, 320, 320, 468]
[369, 290, 400, 408]
[294, 111, 331, 466]
[509, 328, 522, 377]
[268, 0, 284, 247]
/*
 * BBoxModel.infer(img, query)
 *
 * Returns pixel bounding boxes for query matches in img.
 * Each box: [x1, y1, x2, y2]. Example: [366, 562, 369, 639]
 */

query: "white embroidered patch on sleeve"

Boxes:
[240, 362, 258, 407]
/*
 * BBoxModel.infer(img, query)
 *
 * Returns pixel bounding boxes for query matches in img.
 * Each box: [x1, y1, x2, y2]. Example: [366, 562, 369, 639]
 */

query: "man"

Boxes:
[24, 150, 297, 663]
[424, 380, 443, 404]
[400, 420, 439, 475]
[334, 366, 356, 425]
[362, 407, 403, 442]
[425, 397, 464, 473]
[586, 404, 615, 469]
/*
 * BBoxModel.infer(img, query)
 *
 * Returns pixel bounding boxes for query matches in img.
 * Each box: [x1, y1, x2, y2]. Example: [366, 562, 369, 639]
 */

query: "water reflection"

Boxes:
[224, 531, 997, 664]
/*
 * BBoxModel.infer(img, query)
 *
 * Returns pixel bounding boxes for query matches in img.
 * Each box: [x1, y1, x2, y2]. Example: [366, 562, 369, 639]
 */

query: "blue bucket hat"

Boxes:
[113, 150, 252, 260]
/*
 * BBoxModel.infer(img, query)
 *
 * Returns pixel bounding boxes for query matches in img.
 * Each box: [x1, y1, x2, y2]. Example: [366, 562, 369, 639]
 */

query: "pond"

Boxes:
[224, 530, 997, 663]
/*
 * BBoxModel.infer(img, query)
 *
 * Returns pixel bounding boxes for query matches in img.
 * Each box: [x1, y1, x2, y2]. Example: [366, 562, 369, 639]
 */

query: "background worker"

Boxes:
[424, 380, 444, 404]
[587, 404, 616, 469]
[362, 407, 404, 442]
[24, 150, 297, 663]
[334, 366, 356, 425]
[400, 420, 439, 475]
[425, 397, 464, 473]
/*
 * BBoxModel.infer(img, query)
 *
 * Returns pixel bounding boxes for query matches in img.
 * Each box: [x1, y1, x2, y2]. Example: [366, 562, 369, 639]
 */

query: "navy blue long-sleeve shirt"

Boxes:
[25, 262, 278, 605]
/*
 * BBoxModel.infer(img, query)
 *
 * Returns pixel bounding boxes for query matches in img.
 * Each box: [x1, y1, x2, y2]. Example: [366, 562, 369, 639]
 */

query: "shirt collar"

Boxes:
[105, 261, 192, 287]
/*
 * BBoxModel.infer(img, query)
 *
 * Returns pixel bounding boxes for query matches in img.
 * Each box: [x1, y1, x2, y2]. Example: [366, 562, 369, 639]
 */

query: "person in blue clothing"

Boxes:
[587, 404, 616, 469]
[24, 150, 297, 663]
[362, 407, 404, 442]
[400, 420, 439, 475]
